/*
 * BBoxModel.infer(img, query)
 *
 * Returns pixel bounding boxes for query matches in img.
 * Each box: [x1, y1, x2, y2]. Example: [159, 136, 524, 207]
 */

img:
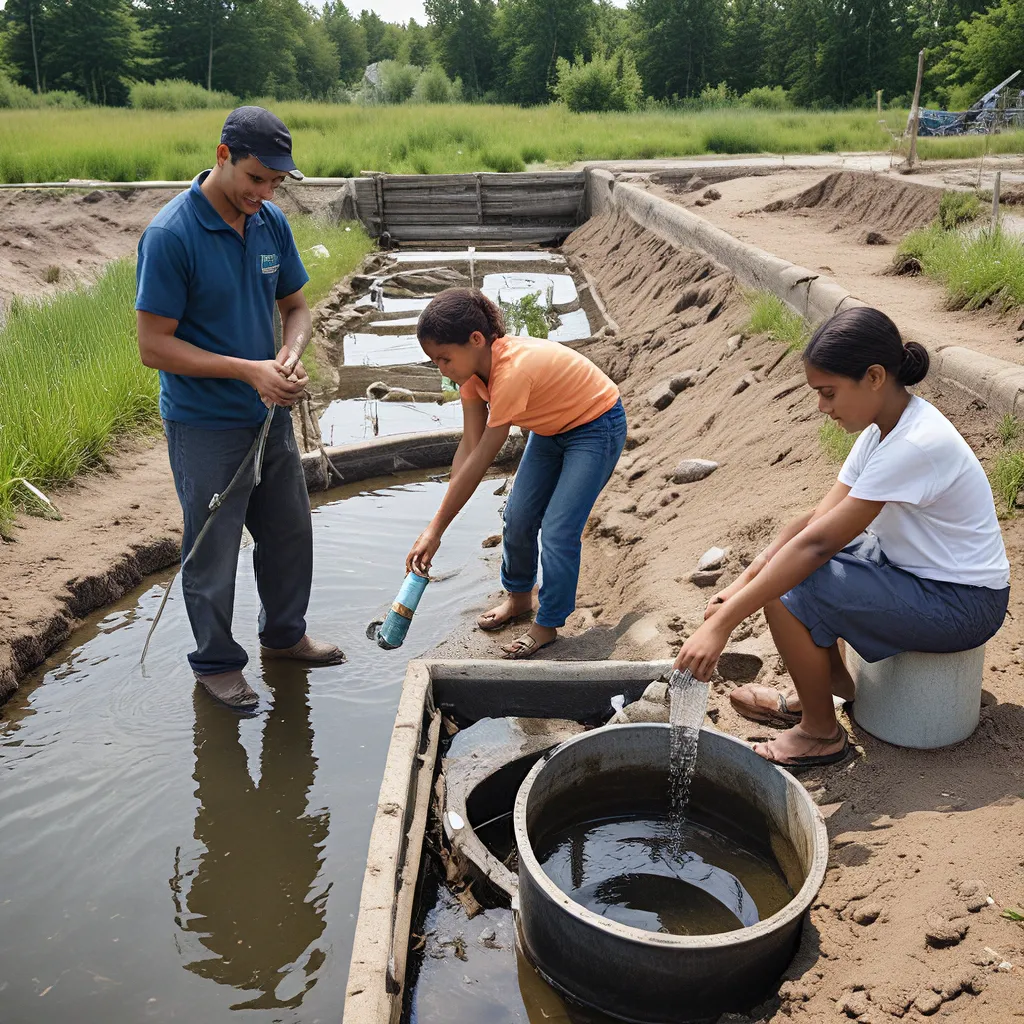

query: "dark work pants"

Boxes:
[164, 408, 312, 676]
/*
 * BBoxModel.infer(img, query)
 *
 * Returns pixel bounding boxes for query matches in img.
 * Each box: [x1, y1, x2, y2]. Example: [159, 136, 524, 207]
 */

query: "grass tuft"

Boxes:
[745, 291, 810, 351]
[998, 414, 1022, 447]
[938, 190, 982, 231]
[819, 420, 857, 463]
[991, 449, 1024, 517]
[895, 226, 1024, 312]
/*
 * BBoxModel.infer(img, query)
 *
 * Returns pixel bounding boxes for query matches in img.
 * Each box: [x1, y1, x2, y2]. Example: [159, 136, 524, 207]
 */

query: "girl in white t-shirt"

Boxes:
[673, 307, 1009, 767]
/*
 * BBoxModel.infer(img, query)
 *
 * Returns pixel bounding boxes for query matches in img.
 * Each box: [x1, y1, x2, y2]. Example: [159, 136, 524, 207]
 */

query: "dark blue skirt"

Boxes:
[780, 534, 1009, 663]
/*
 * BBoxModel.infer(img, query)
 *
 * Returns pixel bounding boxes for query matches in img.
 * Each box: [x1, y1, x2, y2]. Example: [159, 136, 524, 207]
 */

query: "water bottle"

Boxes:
[376, 571, 430, 650]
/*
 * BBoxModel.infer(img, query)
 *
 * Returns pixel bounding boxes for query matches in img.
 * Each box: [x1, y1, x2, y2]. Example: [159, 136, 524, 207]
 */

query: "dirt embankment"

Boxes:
[760, 170, 943, 240]
[653, 168, 1024, 365]
[0, 183, 334, 307]
[0, 437, 181, 702]
[546, 208, 1024, 1024]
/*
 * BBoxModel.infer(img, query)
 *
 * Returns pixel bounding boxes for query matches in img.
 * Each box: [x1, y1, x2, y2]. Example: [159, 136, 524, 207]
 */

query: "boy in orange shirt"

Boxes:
[406, 288, 627, 658]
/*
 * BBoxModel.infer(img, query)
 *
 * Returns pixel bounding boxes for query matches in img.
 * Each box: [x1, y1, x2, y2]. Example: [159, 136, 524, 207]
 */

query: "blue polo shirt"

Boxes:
[135, 170, 309, 428]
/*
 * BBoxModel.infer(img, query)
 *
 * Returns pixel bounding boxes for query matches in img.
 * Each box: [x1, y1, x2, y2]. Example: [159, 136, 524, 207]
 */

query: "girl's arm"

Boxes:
[451, 399, 488, 484]
[676, 494, 884, 679]
[705, 481, 852, 617]
[407, 422, 512, 574]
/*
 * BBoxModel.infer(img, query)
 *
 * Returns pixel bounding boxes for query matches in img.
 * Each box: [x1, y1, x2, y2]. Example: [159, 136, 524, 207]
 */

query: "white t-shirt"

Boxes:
[838, 396, 1009, 589]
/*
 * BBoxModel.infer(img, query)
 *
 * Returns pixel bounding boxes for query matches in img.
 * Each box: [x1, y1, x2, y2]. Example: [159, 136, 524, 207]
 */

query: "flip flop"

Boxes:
[752, 726, 851, 770]
[730, 683, 803, 726]
[502, 633, 556, 660]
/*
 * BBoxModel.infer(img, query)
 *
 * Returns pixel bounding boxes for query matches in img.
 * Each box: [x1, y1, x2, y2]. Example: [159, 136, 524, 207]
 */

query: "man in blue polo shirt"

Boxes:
[136, 106, 344, 711]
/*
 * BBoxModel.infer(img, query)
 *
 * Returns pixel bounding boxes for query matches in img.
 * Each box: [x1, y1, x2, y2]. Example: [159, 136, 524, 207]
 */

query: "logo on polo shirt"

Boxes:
[261, 253, 280, 275]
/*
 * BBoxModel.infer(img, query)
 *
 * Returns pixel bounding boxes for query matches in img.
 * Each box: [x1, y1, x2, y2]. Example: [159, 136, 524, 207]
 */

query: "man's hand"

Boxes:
[406, 530, 441, 576]
[245, 359, 305, 407]
[275, 343, 304, 379]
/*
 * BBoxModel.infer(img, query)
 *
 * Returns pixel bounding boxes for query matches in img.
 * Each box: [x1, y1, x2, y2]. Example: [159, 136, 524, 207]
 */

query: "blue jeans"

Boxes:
[501, 400, 627, 628]
[164, 408, 312, 675]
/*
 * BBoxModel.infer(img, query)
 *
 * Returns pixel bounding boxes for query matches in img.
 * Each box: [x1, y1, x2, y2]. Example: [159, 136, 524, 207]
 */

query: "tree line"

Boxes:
[1, 0, 1021, 110]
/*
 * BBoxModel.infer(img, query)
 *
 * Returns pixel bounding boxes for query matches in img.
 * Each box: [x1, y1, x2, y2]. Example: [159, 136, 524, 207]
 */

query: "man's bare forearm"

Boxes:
[280, 304, 312, 372]
[139, 329, 254, 384]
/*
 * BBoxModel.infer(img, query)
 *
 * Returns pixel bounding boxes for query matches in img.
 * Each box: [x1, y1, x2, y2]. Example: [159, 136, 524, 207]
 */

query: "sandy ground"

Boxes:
[3, 173, 1024, 1020]
[646, 168, 1024, 365]
[548, 210, 1023, 1023]
[0, 436, 180, 701]
[0, 183, 336, 306]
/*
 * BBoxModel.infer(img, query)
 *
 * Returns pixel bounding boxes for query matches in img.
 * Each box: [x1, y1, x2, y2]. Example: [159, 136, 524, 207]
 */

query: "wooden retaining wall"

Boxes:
[349, 171, 587, 243]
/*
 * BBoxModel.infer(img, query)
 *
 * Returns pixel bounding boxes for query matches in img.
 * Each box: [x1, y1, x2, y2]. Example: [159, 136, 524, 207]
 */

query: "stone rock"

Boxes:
[642, 681, 669, 705]
[703, 188, 722, 201]
[717, 650, 764, 683]
[852, 903, 882, 925]
[671, 459, 718, 484]
[668, 370, 700, 394]
[733, 372, 757, 396]
[726, 334, 744, 355]
[837, 989, 872, 1018]
[350, 273, 377, 292]
[481, 535, 501, 549]
[864, 231, 889, 246]
[690, 570, 723, 588]
[925, 911, 969, 948]
[685, 174, 708, 192]
[648, 384, 677, 411]
[913, 990, 943, 1015]
[698, 546, 728, 571]
[601, 325, 618, 338]
[694, 198, 711, 207]
[622, 698, 669, 724]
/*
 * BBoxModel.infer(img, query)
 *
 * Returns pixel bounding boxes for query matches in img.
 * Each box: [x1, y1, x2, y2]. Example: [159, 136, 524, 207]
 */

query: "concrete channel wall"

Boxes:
[300, 428, 524, 491]
[587, 168, 1024, 418]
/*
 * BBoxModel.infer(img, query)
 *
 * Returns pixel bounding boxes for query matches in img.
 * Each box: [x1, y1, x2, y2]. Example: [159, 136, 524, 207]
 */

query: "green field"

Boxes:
[2, 104, 1021, 183]
[0, 215, 372, 535]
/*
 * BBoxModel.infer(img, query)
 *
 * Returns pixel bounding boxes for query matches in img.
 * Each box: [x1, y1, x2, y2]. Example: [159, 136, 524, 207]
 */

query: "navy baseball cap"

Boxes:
[220, 106, 303, 180]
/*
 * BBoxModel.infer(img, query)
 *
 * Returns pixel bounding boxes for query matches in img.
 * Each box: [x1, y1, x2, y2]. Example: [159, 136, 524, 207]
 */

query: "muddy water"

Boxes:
[0, 473, 507, 1024]
[319, 397, 463, 447]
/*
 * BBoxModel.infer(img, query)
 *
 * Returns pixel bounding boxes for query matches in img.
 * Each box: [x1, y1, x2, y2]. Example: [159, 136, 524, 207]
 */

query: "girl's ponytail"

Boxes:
[898, 341, 930, 386]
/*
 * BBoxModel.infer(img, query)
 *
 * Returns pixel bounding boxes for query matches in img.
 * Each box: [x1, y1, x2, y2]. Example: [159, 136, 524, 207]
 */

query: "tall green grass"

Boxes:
[896, 225, 1024, 311]
[289, 216, 374, 306]
[745, 291, 810, 351]
[991, 450, 1024, 517]
[1, 104, 1019, 183]
[0, 261, 158, 534]
[129, 79, 238, 111]
[0, 217, 373, 533]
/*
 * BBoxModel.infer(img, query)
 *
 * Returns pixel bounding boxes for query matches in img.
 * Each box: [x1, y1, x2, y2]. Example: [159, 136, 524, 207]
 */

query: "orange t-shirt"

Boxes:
[459, 335, 619, 436]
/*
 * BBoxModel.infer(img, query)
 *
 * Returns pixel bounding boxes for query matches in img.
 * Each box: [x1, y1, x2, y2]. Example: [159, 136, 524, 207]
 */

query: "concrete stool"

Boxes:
[847, 645, 987, 749]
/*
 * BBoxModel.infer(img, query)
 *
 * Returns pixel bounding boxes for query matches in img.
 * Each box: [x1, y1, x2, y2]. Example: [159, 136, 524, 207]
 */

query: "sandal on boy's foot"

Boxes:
[730, 684, 803, 726]
[194, 670, 259, 712]
[260, 634, 346, 665]
[752, 726, 851, 770]
[501, 633, 555, 660]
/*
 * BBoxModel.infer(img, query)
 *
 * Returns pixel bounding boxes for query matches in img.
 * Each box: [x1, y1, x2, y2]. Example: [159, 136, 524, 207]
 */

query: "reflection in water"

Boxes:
[172, 662, 328, 1010]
